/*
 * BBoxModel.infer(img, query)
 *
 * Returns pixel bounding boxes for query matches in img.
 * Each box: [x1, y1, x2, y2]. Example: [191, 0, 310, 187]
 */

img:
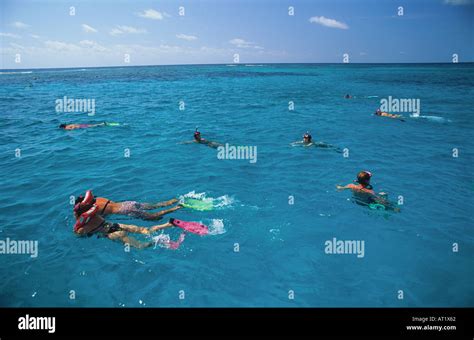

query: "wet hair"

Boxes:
[74, 194, 96, 214]
[357, 171, 371, 187]
[59, 124, 66, 129]
[75, 196, 84, 205]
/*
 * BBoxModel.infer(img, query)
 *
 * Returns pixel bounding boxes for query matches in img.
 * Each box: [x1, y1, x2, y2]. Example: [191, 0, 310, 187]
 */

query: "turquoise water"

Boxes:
[0, 64, 473, 307]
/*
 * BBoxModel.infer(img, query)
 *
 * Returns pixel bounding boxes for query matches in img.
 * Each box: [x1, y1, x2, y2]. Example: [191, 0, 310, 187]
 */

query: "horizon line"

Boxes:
[1, 61, 473, 72]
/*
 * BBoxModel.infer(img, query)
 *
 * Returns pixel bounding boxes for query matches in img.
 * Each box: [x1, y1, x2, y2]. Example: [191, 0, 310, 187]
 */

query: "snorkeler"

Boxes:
[375, 108, 405, 121]
[183, 129, 222, 148]
[291, 131, 340, 150]
[60, 122, 105, 130]
[59, 122, 120, 130]
[75, 191, 182, 221]
[336, 171, 400, 212]
[73, 194, 208, 249]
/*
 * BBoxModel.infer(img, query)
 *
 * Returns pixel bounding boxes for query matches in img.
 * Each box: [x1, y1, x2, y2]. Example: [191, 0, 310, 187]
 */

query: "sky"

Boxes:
[0, 0, 473, 69]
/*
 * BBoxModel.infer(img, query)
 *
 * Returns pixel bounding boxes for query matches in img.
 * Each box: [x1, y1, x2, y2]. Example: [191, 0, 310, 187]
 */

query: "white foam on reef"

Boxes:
[0, 71, 33, 74]
[225, 64, 237, 67]
[410, 114, 451, 123]
[179, 191, 235, 209]
[208, 219, 226, 235]
[244, 64, 264, 67]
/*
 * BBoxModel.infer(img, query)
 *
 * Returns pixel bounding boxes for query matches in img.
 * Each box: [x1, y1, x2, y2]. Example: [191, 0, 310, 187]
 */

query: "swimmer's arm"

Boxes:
[336, 184, 357, 191]
[290, 141, 303, 146]
[179, 140, 196, 144]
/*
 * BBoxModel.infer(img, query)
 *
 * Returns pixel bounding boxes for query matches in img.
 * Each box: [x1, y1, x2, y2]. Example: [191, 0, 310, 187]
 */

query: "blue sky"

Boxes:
[1, 0, 473, 68]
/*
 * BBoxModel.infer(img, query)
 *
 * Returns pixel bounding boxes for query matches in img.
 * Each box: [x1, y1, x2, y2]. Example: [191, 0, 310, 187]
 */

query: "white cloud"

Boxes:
[309, 16, 348, 29]
[12, 21, 30, 29]
[0, 32, 21, 39]
[79, 40, 108, 52]
[30, 34, 40, 39]
[110, 25, 147, 36]
[44, 40, 81, 52]
[9, 42, 25, 50]
[82, 24, 98, 33]
[137, 9, 169, 20]
[444, 0, 474, 5]
[110, 28, 123, 36]
[176, 33, 198, 41]
[229, 38, 263, 49]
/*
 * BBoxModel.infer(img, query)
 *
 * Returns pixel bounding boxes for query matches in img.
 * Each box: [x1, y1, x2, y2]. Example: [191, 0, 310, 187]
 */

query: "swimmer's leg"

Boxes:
[118, 201, 182, 220]
[149, 222, 173, 233]
[373, 196, 401, 213]
[118, 222, 173, 234]
[107, 230, 152, 249]
[138, 205, 183, 220]
[139, 199, 179, 209]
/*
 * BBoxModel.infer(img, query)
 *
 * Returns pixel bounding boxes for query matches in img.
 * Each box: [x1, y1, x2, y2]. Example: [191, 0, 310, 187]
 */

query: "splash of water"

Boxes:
[179, 191, 235, 209]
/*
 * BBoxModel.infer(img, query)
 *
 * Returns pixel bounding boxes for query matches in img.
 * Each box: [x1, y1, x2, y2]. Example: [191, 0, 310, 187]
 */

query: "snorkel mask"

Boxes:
[303, 131, 312, 142]
[194, 128, 201, 140]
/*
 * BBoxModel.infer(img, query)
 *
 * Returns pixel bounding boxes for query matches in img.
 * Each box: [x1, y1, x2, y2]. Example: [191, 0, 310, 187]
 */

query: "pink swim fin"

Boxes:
[169, 218, 209, 236]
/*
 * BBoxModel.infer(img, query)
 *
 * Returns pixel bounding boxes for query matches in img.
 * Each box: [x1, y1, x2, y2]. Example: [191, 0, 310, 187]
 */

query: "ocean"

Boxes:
[0, 63, 473, 307]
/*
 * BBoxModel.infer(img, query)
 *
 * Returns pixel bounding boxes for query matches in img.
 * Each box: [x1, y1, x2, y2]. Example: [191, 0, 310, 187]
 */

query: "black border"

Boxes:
[1, 307, 472, 338]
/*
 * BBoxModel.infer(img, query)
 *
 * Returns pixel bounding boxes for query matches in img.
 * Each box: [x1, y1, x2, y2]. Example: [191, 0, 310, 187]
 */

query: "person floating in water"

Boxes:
[72, 193, 208, 249]
[375, 108, 405, 121]
[336, 171, 400, 212]
[291, 131, 341, 151]
[182, 129, 222, 148]
[344, 94, 353, 99]
[74, 211, 177, 249]
[59, 122, 119, 130]
[75, 191, 182, 221]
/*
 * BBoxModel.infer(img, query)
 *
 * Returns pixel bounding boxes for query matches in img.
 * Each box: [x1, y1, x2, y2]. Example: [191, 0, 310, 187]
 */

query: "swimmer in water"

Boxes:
[73, 208, 178, 249]
[336, 171, 400, 212]
[75, 191, 182, 221]
[59, 122, 107, 130]
[344, 94, 353, 99]
[72, 192, 208, 249]
[291, 131, 340, 151]
[183, 129, 222, 148]
[375, 108, 405, 121]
